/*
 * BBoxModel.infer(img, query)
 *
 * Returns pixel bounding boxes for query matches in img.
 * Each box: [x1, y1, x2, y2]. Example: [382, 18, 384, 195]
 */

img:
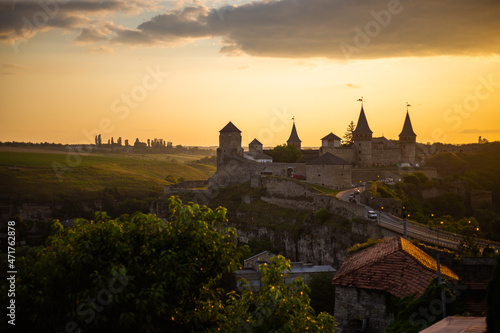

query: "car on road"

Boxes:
[293, 174, 306, 180]
[367, 211, 377, 219]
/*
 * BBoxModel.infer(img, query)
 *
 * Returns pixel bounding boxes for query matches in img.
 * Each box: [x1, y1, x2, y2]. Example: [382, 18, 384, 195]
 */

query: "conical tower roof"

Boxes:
[220, 121, 241, 133]
[287, 122, 301, 143]
[399, 111, 416, 137]
[353, 106, 372, 134]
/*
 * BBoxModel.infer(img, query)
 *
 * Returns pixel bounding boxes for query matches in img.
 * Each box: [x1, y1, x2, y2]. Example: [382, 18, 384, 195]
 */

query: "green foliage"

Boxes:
[189, 155, 217, 166]
[347, 238, 385, 254]
[247, 238, 284, 258]
[457, 226, 481, 257]
[2, 197, 247, 332]
[376, 182, 397, 198]
[314, 208, 331, 223]
[0, 151, 214, 203]
[267, 144, 303, 163]
[308, 272, 336, 315]
[342, 121, 355, 147]
[215, 255, 337, 332]
[165, 174, 178, 183]
[386, 279, 467, 333]
[487, 255, 500, 332]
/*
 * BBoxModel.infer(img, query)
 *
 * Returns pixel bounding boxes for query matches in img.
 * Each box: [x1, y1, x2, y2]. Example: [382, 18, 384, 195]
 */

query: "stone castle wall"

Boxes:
[306, 164, 352, 189]
[372, 147, 401, 166]
[334, 286, 394, 333]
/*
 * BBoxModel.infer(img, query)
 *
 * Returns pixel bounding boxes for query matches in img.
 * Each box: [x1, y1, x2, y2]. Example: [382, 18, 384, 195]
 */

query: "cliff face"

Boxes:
[228, 210, 380, 268]
[152, 186, 382, 268]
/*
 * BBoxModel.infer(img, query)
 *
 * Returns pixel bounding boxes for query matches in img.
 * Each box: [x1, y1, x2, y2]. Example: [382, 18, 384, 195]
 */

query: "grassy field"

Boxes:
[0, 151, 215, 202]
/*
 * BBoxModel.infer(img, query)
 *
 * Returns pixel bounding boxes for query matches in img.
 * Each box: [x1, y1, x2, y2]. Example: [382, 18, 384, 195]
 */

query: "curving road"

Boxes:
[336, 188, 500, 251]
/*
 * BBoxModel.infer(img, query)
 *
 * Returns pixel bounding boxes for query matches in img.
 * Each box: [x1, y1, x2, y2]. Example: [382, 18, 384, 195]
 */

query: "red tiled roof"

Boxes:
[332, 237, 458, 298]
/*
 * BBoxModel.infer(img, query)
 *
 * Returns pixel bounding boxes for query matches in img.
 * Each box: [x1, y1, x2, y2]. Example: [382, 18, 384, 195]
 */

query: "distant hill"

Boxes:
[0, 151, 215, 219]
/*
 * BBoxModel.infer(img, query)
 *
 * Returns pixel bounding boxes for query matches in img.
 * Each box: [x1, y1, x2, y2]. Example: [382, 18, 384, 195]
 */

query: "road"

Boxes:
[336, 188, 500, 251]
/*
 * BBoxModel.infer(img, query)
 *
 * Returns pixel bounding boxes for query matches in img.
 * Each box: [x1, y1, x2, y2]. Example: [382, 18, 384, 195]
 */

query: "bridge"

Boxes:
[337, 188, 500, 252]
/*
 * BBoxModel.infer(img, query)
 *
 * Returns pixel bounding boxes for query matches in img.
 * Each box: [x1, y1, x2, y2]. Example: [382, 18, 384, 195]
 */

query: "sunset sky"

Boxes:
[1, 0, 500, 147]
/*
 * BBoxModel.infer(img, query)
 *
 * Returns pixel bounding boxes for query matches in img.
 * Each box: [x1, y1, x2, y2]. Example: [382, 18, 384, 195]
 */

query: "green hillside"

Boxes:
[0, 151, 215, 203]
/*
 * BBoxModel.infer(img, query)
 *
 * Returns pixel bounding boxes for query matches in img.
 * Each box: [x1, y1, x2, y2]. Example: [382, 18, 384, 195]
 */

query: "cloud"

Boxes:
[2, 63, 24, 69]
[2, 0, 500, 60]
[110, 0, 500, 59]
[1, 62, 25, 75]
[0, 0, 158, 43]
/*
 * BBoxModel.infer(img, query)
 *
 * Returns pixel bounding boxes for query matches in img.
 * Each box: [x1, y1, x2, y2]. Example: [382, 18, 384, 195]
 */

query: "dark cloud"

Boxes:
[112, 0, 500, 59]
[2, 0, 500, 59]
[0, 0, 155, 42]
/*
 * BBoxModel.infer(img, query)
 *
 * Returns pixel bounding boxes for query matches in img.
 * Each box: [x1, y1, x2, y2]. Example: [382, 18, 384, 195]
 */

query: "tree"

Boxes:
[215, 255, 337, 332]
[267, 144, 302, 163]
[3, 197, 246, 332]
[342, 121, 355, 147]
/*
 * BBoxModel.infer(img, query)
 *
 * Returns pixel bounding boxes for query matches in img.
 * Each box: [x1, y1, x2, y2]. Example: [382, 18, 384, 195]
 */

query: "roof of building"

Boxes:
[420, 316, 486, 333]
[399, 111, 417, 137]
[353, 106, 373, 134]
[245, 152, 273, 160]
[332, 237, 458, 298]
[287, 122, 301, 143]
[244, 250, 276, 263]
[220, 121, 241, 133]
[307, 152, 351, 165]
[249, 138, 262, 146]
[373, 136, 398, 149]
[321, 132, 341, 141]
[301, 149, 320, 163]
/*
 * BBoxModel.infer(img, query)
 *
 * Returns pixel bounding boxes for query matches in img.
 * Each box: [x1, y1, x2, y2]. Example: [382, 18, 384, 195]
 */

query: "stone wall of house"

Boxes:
[210, 155, 307, 188]
[371, 147, 401, 166]
[320, 146, 356, 163]
[334, 286, 394, 333]
[306, 164, 352, 189]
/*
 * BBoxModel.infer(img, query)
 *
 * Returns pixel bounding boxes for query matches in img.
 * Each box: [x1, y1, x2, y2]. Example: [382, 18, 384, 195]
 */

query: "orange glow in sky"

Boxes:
[1, 0, 499, 147]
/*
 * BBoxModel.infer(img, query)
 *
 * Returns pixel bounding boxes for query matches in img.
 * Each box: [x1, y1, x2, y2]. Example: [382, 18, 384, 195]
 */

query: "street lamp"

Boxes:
[437, 224, 442, 248]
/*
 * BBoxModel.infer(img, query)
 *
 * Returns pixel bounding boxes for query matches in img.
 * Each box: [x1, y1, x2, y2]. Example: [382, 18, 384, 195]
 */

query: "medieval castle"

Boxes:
[213, 105, 417, 189]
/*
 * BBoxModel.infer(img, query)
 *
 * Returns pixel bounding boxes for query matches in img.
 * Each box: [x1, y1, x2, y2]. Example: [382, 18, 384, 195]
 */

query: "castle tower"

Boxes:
[353, 106, 373, 167]
[287, 119, 302, 150]
[399, 111, 417, 164]
[217, 121, 243, 168]
[249, 138, 263, 154]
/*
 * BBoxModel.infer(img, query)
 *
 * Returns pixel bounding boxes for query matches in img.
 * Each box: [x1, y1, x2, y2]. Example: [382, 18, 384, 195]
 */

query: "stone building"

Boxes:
[235, 251, 336, 291]
[287, 120, 302, 150]
[213, 121, 350, 189]
[305, 152, 352, 189]
[213, 104, 418, 188]
[217, 121, 244, 169]
[332, 237, 458, 333]
[244, 139, 273, 163]
[319, 105, 418, 167]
